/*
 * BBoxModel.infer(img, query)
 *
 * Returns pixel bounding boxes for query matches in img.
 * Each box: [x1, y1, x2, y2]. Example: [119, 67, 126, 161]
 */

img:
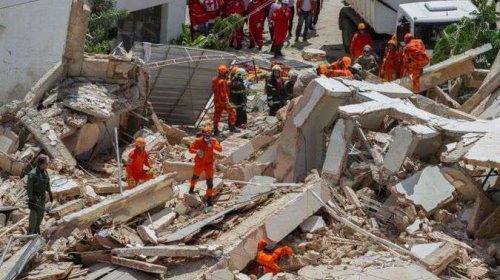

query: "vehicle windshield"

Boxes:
[414, 22, 456, 49]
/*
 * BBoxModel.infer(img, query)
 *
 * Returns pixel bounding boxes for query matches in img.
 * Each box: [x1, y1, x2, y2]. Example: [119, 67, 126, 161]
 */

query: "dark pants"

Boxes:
[288, 6, 295, 36]
[230, 93, 247, 127]
[311, 0, 321, 27]
[295, 10, 313, 40]
[269, 23, 274, 42]
[28, 196, 45, 234]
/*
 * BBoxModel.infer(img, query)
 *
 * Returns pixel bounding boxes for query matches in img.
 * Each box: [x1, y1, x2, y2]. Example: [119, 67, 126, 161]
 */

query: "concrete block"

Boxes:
[383, 127, 417, 174]
[299, 215, 326, 233]
[463, 131, 500, 169]
[441, 167, 479, 201]
[322, 119, 354, 182]
[301, 48, 326, 61]
[394, 166, 455, 214]
[0, 130, 19, 154]
[163, 161, 202, 181]
[411, 242, 459, 275]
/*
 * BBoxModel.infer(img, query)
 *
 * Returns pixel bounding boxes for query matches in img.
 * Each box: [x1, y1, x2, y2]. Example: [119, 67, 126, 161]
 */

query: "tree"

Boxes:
[85, 0, 129, 54]
[432, 0, 499, 68]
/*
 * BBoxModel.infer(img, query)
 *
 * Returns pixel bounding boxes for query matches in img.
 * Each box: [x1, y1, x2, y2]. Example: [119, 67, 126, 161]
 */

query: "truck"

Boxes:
[339, 0, 478, 55]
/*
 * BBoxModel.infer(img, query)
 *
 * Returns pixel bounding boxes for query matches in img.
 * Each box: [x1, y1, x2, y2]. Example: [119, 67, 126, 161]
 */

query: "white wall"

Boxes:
[0, 0, 72, 105]
[160, 1, 187, 44]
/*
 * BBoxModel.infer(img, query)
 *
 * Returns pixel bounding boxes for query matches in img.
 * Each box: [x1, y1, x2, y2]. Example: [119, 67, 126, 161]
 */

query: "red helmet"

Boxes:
[135, 137, 146, 147]
[218, 65, 229, 75]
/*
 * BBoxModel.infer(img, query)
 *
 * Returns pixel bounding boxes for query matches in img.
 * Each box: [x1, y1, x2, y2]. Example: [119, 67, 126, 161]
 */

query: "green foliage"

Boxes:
[172, 14, 245, 51]
[85, 0, 129, 54]
[432, 0, 499, 68]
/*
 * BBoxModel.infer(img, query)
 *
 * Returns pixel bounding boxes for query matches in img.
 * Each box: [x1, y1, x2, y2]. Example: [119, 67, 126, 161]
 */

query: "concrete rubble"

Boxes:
[0, 4, 498, 278]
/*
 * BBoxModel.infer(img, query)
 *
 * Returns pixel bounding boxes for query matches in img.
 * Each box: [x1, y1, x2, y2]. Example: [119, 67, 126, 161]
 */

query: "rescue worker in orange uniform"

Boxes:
[316, 63, 328, 76]
[126, 137, 155, 189]
[350, 23, 374, 60]
[213, 65, 238, 136]
[254, 240, 295, 276]
[379, 39, 401, 82]
[329, 57, 353, 78]
[225, 0, 246, 49]
[189, 127, 222, 209]
[247, 0, 266, 50]
[401, 33, 430, 93]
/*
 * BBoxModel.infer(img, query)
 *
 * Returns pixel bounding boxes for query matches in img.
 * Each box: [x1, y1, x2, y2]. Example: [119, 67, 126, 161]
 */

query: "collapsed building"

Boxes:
[0, 1, 499, 279]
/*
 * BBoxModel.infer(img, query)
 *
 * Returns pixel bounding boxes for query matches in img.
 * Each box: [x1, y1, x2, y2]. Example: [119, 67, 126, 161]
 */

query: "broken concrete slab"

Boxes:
[0, 236, 44, 280]
[301, 48, 326, 61]
[25, 262, 73, 280]
[411, 242, 459, 275]
[109, 256, 168, 275]
[383, 127, 417, 174]
[221, 131, 278, 165]
[463, 131, 500, 169]
[338, 78, 413, 99]
[475, 206, 500, 238]
[50, 176, 81, 199]
[49, 199, 85, 219]
[322, 119, 354, 182]
[163, 161, 201, 182]
[137, 211, 176, 244]
[394, 166, 455, 214]
[18, 108, 77, 167]
[236, 176, 276, 203]
[222, 162, 270, 181]
[440, 167, 479, 201]
[111, 245, 222, 258]
[467, 191, 497, 236]
[407, 124, 442, 159]
[51, 174, 175, 238]
[299, 215, 326, 233]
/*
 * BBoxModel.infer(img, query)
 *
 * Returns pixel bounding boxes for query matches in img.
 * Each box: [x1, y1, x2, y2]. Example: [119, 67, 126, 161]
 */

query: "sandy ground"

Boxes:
[231, 0, 348, 64]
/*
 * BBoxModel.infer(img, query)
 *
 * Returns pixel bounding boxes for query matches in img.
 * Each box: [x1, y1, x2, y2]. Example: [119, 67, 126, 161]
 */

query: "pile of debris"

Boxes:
[0, 42, 499, 280]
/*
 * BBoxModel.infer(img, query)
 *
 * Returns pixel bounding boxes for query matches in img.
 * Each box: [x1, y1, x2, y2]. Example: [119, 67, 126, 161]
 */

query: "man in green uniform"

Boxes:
[27, 155, 53, 234]
[354, 45, 379, 75]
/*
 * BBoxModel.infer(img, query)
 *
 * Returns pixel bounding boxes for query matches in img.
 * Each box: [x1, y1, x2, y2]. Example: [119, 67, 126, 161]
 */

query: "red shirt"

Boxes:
[350, 32, 374, 59]
[127, 148, 150, 175]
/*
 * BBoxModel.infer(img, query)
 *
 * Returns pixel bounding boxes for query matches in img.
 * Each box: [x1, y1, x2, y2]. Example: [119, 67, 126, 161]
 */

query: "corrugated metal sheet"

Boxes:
[133, 43, 237, 125]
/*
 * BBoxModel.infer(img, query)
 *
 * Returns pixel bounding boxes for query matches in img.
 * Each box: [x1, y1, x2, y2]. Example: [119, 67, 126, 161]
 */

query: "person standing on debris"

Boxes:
[402, 33, 430, 93]
[329, 57, 353, 78]
[310, 0, 322, 30]
[126, 137, 155, 189]
[287, 0, 295, 38]
[379, 39, 401, 81]
[350, 23, 374, 59]
[202, 0, 222, 30]
[248, 0, 266, 51]
[27, 155, 53, 235]
[271, 0, 292, 58]
[189, 126, 222, 209]
[266, 65, 287, 116]
[230, 68, 249, 128]
[189, 0, 208, 38]
[285, 70, 298, 100]
[213, 65, 238, 135]
[354, 45, 379, 75]
[254, 240, 295, 276]
[268, 0, 282, 43]
[225, 0, 246, 49]
[295, 0, 315, 42]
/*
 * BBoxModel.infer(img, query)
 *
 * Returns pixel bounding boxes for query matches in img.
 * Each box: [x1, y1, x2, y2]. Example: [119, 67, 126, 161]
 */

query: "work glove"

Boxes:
[197, 150, 205, 158]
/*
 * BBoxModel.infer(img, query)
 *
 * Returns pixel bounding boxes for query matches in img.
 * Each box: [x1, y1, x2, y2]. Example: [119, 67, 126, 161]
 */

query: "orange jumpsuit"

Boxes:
[189, 137, 222, 198]
[380, 48, 401, 81]
[402, 39, 429, 93]
[350, 32, 374, 59]
[212, 76, 237, 128]
[328, 62, 353, 78]
[126, 148, 153, 189]
[255, 246, 295, 275]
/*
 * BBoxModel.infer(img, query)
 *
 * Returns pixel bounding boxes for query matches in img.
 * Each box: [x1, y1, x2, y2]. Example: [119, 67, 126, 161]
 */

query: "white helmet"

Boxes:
[281, 0, 289, 4]
[272, 65, 282, 72]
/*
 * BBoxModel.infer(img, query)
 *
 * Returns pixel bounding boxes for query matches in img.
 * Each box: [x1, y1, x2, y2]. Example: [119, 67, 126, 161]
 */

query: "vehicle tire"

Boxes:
[340, 13, 356, 53]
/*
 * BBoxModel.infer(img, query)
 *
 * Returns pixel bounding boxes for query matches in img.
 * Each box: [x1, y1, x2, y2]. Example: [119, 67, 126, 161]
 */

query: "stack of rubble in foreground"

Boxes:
[0, 45, 499, 280]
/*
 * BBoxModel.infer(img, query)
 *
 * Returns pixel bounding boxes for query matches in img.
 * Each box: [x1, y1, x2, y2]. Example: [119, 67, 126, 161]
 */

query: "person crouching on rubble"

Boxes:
[266, 65, 287, 116]
[189, 126, 222, 210]
[27, 155, 53, 235]
[126, 137, 155, 189]
[329, 56, 353, 78]
[285, 70, 298, 100]
[253, 239, 295, 276]
[316, 64, 329, 77]
[354, 45, 379, 75]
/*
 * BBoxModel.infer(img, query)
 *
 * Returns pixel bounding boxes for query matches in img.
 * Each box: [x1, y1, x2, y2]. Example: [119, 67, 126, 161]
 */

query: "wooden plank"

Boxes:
[461, 50, 500, 112]
[51, 174, 175, 238]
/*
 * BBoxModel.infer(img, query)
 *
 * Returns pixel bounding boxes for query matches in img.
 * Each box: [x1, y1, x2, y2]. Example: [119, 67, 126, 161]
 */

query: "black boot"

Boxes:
[189, 186, 195, 194]
[274, 45, 280, 59]
[214, 127, 220, 136]
[278, 45, 284, 57]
